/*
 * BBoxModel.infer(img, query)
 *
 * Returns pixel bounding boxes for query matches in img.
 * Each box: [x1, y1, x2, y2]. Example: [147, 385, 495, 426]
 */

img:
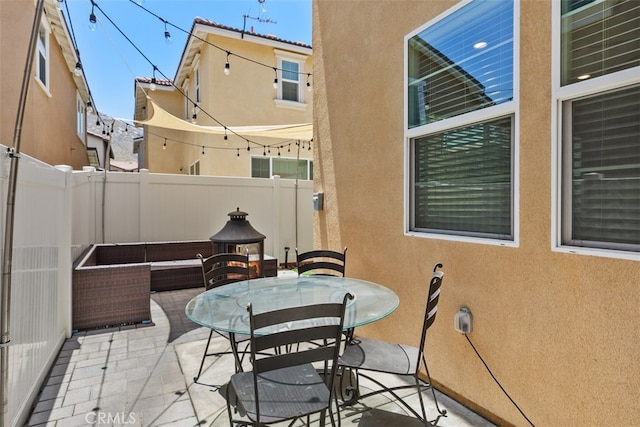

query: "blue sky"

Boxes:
[63, 0, 312, 120]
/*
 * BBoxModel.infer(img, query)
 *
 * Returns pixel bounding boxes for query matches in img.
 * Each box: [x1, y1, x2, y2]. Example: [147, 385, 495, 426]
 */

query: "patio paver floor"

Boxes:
[26, 278, 496, 427]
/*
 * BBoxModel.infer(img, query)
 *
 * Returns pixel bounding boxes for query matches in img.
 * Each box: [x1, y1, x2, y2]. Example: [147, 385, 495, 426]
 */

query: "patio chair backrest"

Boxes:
[198, 253, 249, 290]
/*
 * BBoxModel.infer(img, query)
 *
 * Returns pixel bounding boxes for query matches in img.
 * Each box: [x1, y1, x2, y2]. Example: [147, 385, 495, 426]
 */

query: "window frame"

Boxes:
[551, 0, 640, 260]
[250, 155, 313, 180]
[273, 49, 308, 111]
[76, 92, 85, 140]
[404, 0, 520, 247]
[36, 19, 50, 93]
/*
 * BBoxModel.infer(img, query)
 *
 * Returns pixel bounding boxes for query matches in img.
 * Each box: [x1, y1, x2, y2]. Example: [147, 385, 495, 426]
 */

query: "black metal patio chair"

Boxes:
[193, 253, 251, 382]
[296, 247, 347, 277]
[337, 263, 448, 426]
[226, 292, 353, 426]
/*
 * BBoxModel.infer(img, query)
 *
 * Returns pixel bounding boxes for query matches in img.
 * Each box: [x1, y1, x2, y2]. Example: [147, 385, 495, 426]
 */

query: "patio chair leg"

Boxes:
[422, 355, 448, 423]
[194, 329, 215, 382]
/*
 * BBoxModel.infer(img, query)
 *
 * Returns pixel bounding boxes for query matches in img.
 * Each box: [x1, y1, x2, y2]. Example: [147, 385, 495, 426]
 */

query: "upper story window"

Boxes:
[281, 60, 300, 102]
[274, 50, 308, 110]
[556, 0, 639, 256]
[76, 93, 85, 140]
[36, 20, 50, 90]
[251, 156, 313, 180]
[406, 0, 517, 243]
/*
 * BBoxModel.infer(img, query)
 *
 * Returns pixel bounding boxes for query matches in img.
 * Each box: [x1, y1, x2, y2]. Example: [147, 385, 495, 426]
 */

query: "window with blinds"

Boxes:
[407, 0, 515, 241]
[408, 0, 513, 128]
[562, 85, 640, 251]
[561, 0, 640, 86]
[559, 0, 640, 253]
[413, 117, 513, 238]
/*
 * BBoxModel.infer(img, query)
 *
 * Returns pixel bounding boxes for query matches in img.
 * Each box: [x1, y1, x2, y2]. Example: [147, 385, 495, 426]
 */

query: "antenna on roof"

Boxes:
[241, 0, 277, 38]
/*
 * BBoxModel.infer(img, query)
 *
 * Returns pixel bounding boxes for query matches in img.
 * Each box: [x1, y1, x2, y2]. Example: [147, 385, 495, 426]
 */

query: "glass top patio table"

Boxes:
[185, 275, 399, 335]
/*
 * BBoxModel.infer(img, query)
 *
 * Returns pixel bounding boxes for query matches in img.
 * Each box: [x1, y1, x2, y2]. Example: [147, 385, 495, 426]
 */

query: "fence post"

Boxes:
[55, 165, 73, 337]
[271, 175, 281, 263]
[139, 169, 150, 242]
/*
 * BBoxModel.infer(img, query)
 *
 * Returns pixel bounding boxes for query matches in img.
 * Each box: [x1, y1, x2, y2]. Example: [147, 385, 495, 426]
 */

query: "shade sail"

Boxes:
[135, 98, 313, 141]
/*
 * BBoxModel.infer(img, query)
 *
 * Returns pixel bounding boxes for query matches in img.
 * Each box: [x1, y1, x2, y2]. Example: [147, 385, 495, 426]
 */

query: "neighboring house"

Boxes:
[133, 18, 313, 179]
[0, 0, 92, 170]
[313, 1, 638, 427]
[86, 130, 113, 170]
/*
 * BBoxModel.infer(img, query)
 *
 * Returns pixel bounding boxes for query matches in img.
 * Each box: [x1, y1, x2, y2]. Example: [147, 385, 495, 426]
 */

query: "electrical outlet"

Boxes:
[454, 307, 473, 334]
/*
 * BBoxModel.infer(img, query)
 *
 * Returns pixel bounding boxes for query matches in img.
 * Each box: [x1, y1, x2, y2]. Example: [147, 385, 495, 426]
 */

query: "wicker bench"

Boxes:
[72, 241, 214, 330]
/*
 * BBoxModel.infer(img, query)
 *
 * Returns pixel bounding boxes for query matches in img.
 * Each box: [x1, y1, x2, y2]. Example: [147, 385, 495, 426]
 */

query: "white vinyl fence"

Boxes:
[0, 149, 313, 426]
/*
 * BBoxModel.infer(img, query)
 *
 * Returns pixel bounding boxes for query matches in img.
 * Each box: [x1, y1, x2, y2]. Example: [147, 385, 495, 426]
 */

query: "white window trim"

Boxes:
[274, 49, 307, 108]
[550, 1, 640, 261]
[403, 0, 520, 248]
[182, 78, 190, 120]
[76, 92, 85, 141]
[35, 18, 51, 95]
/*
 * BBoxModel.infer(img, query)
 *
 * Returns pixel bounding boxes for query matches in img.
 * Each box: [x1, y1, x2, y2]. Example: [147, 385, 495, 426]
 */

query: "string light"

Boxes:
[150, 66, 157, 91]
[306, 74, 312, 91]
[224, 128, 228, 142]
[224, 51, 231, 75]
[237, 148, 240, 157]
[89, 3, 97, 31]
[74, 62, 82, 76]
[86, 101, 93, 113]
[84, 0, 315, 162]
[202, 146, 205, 156]
[163, 138, 167, 150]
[163, 21, 172, 44]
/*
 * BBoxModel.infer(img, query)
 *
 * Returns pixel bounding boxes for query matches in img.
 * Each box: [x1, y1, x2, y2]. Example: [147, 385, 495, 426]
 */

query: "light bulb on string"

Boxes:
[74, 62, 82, 76]
[150, 66, 157, 91]
[236, 148, 240, 157]
[191, 103, 198, 123]
[247, 143, 251, 152]
[306, 74, 312, 92]
[263, 147, 266, 156]
[163, 21, 172, 44]
[287, 144, 291, 153]
[86, 101, 93, 113]
[202, 146, 205, 156]
[224, 52, 231, 75]
[272, 68, 278, 89]
[223, 128, 228, 143]
[163, 138, 167, 150]
[89, 4, 97, 31]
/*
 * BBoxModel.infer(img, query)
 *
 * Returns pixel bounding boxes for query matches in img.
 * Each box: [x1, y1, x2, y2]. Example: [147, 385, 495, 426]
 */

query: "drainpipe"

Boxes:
[1, 1, 45, 425]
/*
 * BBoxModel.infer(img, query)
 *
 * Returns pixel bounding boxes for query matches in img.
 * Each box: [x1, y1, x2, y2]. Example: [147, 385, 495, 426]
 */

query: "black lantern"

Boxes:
[210, 208, 266, 278]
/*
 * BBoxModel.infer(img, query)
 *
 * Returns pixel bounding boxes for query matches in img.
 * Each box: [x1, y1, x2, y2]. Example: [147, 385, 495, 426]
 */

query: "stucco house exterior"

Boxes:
[0, 0, 92, 170]
[312, 1, 639, 426]
[133, 18, 313, 179]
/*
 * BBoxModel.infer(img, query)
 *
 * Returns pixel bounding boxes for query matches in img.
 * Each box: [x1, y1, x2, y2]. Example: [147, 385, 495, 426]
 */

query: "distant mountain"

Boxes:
[87, 113, 142, 162]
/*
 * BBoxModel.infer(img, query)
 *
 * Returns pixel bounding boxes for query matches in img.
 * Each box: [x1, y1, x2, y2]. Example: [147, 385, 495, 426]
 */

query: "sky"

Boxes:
[62, 0, 312, 120]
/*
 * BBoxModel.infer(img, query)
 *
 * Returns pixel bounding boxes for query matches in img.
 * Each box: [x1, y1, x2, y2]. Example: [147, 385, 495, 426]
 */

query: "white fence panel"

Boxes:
[0, 153, 69, 426]
[1, 157, 313, 426]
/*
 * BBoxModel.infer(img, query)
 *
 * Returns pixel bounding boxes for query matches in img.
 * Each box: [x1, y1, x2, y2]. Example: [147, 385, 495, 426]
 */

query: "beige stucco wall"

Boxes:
[313, 1, 639, 426]
[1, 0, 88, 170]
[141, 28, 313, 177]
